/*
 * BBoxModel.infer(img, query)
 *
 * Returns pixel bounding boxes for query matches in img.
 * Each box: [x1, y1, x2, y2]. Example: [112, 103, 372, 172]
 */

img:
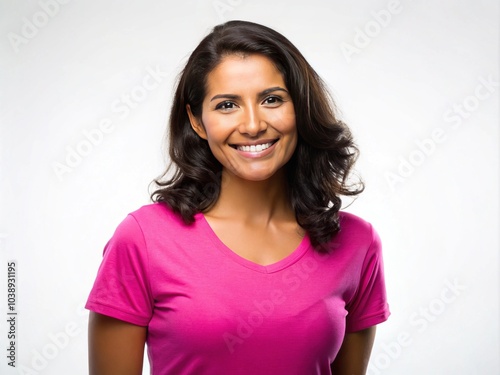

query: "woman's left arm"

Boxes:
[330, 326, 376, 375]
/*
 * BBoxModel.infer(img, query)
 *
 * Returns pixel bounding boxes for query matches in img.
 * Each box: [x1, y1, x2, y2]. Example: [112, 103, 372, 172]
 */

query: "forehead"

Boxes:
[205, 54, 286, 97]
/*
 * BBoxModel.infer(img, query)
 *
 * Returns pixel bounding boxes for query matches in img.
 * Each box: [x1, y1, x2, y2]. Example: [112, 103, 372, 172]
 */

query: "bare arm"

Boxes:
[88, 312, 147, 375]
[330, 326, 376, 375]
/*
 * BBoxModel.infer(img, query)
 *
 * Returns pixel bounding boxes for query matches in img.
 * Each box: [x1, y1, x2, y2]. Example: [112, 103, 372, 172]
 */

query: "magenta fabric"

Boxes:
[86, 203, 390, 374]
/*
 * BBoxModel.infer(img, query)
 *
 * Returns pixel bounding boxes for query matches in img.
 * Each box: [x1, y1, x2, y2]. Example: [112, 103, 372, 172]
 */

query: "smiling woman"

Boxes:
[86, 20, 390, 375]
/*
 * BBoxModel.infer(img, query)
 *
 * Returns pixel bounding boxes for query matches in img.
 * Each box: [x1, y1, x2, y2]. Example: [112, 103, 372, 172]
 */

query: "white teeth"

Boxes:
[237, 142, 273, 152]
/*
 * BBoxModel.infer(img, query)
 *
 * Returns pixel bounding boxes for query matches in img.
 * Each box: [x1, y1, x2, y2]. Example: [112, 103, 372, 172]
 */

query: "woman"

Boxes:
[86, 20, 390, 375]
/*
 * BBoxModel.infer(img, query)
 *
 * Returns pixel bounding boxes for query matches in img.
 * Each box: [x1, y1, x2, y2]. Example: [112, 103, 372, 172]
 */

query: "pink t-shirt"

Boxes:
[86, 203, 389, 374]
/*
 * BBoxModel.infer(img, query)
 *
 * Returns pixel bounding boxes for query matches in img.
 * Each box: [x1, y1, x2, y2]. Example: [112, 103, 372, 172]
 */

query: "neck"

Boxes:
[206, 168, 293, 225]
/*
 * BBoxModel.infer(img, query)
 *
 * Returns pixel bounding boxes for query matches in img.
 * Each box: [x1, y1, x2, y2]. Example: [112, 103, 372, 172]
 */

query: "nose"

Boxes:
[238, 106, 267, 137]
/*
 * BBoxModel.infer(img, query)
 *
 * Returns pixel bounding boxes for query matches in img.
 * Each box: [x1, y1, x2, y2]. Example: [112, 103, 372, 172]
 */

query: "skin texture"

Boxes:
[88, 53, 377, 374]
[88, 312, 146, 375]
[330, 327, 377, 374]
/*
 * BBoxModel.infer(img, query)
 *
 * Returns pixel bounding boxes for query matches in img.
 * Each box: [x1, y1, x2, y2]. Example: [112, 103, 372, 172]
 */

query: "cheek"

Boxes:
[268, 107, 296, 132]
[200, 114, 225, 143]
[283, 112, 298, 152]
[285, 107, 297, 139]
[281, 117, 298, 148]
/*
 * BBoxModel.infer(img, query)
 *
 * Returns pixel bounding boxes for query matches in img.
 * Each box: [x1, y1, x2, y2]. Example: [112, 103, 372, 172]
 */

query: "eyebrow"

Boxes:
[209, 86, 289, 102]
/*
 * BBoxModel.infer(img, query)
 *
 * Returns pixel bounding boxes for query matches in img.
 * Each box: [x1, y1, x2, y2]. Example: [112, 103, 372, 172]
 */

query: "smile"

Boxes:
[230, 139, 279, 152]
[237, 142, 273, 152]
[229, 139, 280, 159]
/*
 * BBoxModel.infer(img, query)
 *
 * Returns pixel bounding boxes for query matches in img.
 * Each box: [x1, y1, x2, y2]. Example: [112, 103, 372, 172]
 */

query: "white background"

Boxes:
[0, 0, 498, 374]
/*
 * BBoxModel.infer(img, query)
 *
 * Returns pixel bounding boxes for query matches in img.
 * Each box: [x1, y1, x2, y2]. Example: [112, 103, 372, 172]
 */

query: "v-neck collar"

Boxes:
[195, 212, 312, 274]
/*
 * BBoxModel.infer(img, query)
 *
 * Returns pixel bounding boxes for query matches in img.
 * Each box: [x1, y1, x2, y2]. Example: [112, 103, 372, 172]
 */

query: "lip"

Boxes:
[232, 139, 279, 159]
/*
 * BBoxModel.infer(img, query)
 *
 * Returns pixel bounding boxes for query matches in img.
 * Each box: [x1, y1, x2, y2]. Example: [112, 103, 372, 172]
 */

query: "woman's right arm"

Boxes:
[88, 312, 147, 375]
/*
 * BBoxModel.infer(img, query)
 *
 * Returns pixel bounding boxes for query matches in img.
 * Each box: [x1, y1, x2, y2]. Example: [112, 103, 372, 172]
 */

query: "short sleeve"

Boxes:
[345, 225, 390, 332]
[85, 214, 153, 326]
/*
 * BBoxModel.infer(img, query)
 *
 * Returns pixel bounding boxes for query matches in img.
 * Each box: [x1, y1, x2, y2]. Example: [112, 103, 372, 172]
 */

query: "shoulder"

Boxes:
[338, 210, 371, 228]
[107, 203, 182, 243]
[127, 202, 188, 228]
[338, 211, 376, 240]
[329, 211, 382, 257]
[129, 202, 176, 221]
[122, 202, 200, 242]
[103, 203, 190, 257]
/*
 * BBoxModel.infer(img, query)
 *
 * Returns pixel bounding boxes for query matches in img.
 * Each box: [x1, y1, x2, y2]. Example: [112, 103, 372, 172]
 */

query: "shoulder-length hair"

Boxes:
[151, 20, 363, 251]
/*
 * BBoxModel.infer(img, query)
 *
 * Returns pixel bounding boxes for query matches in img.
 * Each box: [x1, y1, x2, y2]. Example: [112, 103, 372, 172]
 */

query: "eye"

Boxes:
[262, 95, 283, 107]
[215, 101, 237, 111]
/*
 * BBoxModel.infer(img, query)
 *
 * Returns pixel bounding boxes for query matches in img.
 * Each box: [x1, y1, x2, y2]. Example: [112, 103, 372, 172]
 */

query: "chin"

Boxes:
[238, 170, 280, 182]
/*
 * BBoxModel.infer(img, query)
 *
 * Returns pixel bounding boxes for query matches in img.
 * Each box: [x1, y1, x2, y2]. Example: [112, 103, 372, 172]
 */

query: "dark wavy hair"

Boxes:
[150, 20, 364, 251]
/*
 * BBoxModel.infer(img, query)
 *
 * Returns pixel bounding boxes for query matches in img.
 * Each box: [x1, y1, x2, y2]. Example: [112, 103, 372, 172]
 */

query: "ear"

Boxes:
[186, 105, 207, 140]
